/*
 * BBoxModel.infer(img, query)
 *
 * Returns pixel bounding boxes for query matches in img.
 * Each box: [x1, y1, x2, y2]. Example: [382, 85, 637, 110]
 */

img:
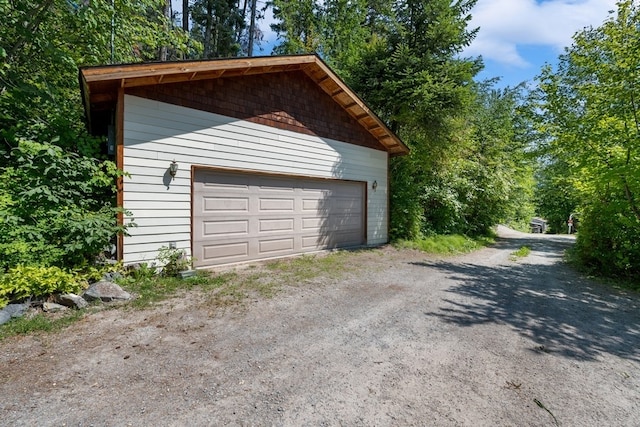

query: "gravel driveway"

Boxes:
[1, 226, 639, 426]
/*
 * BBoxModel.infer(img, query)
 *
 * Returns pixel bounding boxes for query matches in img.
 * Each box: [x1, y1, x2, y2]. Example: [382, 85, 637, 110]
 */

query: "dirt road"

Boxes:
[1, 226, 639, 426]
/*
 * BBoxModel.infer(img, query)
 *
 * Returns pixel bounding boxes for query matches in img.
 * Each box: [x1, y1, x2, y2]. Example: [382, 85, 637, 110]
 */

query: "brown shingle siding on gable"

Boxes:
[127, 71, 385, 151]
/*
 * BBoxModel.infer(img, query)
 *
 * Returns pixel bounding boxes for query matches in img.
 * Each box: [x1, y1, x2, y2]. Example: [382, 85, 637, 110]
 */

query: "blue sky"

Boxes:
[461, 0, 618, 88]
[257, 0, 618, 89]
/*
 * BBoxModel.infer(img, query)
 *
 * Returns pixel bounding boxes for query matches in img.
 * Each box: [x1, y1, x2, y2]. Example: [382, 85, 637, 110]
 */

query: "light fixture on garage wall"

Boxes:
[372, 180, 378, 191]
[169, 160, 178, 179]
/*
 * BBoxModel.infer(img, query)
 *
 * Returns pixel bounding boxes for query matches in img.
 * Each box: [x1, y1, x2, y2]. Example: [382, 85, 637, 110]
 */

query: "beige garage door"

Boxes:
[193, 169, 365, 268]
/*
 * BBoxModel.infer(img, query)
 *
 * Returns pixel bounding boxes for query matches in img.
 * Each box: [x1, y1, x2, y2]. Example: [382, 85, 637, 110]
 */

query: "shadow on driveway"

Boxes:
[414, 234, 640, 362]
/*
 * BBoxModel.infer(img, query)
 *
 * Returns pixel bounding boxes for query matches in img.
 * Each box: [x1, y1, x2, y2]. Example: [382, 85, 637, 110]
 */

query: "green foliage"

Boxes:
[0, 0, 195, 154]
[190, 0, 244, 57]
[0, 265, 86, 306]
[394, 233, 495, 255]
[510, 245, 531, 260]
[534, 160, 579, 233]
[572, 201, 640, 277]
[156, 246, 193, 277]
[269, 0, 322, 54]
[119, 269, 233, 308]
[0, 140, 128, 270]
[532, 1, 640, 278]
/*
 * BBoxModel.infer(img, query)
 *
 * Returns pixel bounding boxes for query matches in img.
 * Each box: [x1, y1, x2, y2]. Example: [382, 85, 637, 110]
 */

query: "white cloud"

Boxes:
[464, 0, 618, 67]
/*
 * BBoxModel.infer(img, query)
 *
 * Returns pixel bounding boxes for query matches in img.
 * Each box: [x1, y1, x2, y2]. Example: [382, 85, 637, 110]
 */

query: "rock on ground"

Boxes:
[55, 293, 88, 309]
[0, 303, 28, 325]
[83, 281, 131, 302]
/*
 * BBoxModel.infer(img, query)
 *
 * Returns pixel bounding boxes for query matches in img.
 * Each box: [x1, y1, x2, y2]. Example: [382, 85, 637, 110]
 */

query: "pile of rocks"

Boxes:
[0, 279, 132, 326]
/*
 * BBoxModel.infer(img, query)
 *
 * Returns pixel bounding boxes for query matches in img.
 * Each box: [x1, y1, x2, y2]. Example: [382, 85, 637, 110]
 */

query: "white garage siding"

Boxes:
[122, 95, 389, 266]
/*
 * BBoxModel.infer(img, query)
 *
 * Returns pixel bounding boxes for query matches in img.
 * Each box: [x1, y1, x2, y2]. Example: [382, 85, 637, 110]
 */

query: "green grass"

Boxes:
[393, 234, 495, 255]
[0, 310, 85, 340]
[121, 270, 235, 309]
[265, 251, 351, 283]
[510, 245, 532, 260]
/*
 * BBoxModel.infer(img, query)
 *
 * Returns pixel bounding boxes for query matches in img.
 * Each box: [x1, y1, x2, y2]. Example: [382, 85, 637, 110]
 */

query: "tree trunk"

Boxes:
[237, 0, 248, 45]
[158, 0, 171, 61]
[247, 0, 257, 56]
[183, 0, 189, 32]
[204, 0, 213, 57]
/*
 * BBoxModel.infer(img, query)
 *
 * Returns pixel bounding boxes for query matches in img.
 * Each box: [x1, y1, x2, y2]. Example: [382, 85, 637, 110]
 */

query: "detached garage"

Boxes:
[80, 55, 408, 268]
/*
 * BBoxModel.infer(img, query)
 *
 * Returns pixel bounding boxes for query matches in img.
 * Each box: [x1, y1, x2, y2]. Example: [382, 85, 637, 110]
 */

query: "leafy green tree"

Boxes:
[269, 0, 322, 54]
[0, 0, 193, 273]
[0, 0, 194, 155]
[455, 85, 536, 234]
[344, 1, 483, 238]
[534, 0, 640, 277]
[318, 0, 369, 75]
[190, 0, 245, 57]
[534, 160, 579, 233]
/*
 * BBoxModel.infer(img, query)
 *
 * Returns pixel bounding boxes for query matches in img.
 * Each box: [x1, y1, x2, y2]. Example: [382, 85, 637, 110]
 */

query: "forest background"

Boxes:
[1, 0, 639, 300]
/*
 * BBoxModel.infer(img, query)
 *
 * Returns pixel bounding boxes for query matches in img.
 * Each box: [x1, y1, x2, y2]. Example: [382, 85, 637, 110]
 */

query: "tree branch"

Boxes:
[7, 0, 56, 63]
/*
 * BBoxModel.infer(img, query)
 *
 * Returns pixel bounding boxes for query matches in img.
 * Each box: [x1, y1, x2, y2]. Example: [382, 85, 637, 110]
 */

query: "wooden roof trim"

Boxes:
[81, 56, 316, 83]
[301, 59, 408, 156]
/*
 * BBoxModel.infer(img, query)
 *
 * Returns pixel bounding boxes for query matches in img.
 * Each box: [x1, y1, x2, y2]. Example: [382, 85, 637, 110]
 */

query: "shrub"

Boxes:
[0, 139, 129, 270]
[156, 246, 192, 277]
[573, 202, 640, 279]
[0, 265, 86, 308]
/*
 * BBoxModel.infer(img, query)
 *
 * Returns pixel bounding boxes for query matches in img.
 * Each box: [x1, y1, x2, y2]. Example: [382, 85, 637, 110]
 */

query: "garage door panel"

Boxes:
[302, 216, 324, 230]
[258, 237, 295, 254]
[203, 219, 249, 236]
[302, 199, 322, 212]
[259, 218, 295, 233]
[202, 197, 250, 213]
[333, 198, 363, 212]
[194, 169, 365, 267]
[328, 215, 362, 230]
[202, 241, 249, 261]
[259, 198, 295, 211]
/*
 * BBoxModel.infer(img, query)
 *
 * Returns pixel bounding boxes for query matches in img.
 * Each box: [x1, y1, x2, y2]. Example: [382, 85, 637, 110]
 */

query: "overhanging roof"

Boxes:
[79, 54, 409, 156]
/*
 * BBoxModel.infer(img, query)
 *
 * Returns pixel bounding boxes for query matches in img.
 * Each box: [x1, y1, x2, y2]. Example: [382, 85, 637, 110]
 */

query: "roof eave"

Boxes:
[80, 54, 409, 156]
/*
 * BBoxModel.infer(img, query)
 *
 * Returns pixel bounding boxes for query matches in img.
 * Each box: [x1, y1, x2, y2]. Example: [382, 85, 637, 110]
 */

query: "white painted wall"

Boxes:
[122, 94, 388, 265]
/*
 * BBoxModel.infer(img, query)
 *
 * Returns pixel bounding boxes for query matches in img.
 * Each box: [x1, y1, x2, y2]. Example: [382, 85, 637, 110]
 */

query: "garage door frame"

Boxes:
[191, 165, 368, 267]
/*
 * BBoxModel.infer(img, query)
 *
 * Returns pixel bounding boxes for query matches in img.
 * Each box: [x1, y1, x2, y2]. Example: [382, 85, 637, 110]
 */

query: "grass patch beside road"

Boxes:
[121, 270, 235, 309]
[0, 310, 85, 340]
[510, 245, 532, 261]
[394, 234, 495, 255]
[0, 251, 359, 340]
[265, 251, 351, 283]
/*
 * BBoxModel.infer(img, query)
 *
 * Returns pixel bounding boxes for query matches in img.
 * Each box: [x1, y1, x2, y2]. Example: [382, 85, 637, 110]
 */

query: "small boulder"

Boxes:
[55, 293, 89, 309]
[0, 303, 29, 325]
[42, 302, 68, 313]
[83, 281, 132, 303]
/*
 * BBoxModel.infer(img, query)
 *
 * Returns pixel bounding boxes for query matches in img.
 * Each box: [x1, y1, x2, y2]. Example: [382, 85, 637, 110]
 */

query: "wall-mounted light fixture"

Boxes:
[372, 180, 378, 191]
[169, 160, 178, 179]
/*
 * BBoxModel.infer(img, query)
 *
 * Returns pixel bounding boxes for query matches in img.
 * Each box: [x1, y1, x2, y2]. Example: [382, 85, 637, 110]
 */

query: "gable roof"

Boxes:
[79, 54, 409, 156]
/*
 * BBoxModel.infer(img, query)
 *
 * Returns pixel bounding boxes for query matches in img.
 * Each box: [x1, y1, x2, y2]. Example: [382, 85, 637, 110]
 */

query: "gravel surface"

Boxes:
[1, 226, 639, 426]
